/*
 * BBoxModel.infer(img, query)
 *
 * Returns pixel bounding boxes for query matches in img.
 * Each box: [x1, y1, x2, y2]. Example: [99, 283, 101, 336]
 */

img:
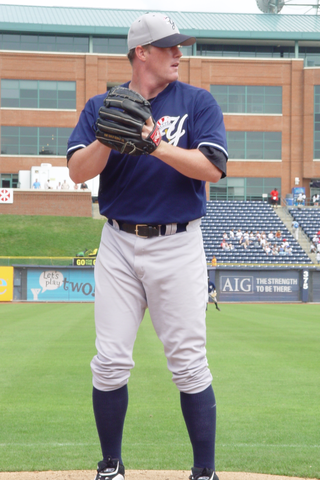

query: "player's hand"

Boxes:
[142, 117, 158, 140]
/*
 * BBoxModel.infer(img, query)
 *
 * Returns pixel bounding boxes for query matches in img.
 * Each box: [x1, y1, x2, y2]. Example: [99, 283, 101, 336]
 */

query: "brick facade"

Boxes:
[0, 189, 92, 217]
[1, 51, 320, 212]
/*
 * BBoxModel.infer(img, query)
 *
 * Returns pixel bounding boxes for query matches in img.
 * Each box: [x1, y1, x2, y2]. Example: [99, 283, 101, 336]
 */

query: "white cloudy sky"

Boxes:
[0, 0, 319, 14]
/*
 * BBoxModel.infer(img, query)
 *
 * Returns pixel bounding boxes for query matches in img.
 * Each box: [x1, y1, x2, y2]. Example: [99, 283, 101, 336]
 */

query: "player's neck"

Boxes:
[129, 74, 169, 101]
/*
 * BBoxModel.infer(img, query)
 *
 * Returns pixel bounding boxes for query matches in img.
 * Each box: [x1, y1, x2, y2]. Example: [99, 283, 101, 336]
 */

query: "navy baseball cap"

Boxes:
[127, 12, 196, 50]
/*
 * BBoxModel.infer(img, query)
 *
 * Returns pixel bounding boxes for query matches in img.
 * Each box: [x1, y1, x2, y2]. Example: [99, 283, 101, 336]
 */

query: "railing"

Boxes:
[0, 257, 74, 266]
[209, 195, 320, 207]
[1, 256, 315, 269]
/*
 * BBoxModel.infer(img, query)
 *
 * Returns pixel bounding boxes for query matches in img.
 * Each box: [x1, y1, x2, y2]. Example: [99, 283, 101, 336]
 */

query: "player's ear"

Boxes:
[135, 46, 147, 62]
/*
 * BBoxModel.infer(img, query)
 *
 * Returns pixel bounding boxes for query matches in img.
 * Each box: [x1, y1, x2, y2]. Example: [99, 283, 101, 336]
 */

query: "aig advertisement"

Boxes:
[27, 268, 95, 302]
[218, 270, 302, 302]
[0, 267, 14, 302]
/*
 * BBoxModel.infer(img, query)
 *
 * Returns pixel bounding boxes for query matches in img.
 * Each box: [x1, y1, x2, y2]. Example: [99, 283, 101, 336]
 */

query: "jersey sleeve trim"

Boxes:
[198, 142, 228, 159]
[67, 144, 87, 154]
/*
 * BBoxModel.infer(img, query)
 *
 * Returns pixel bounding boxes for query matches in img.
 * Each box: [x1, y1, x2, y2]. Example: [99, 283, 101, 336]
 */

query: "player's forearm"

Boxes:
[68, 140, 111, 184]
[153, 141, 222, 183]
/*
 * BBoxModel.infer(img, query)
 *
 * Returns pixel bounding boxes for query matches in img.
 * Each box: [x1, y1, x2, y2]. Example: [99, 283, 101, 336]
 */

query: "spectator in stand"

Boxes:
[81, 182, 89, 191]
[249, 231, 255, 241]
[239, 235, 250, 249]
[74, 183, 79, 190]
[260, 232, 267, 247]
[312, 233, 318, 244]
[44, 179, 52, 190]
[285, 245, 293, 255]
[270, 187, 279, 207]
[260, 238, 267, 248]
[310, 243, 317, 254]
[264, 243, 271, 255]
[275, 230, 282, 239]
[61, 180, 70, 190]
[312, 193, 319, 206]
[32, 178, 41, 189]
[211, 255, 217, 267]
[56, 182, 62, 190]
[272, 245, 279, 256]
[268, 230, 274, 240]
[221, 239, 234, 251]
[296, 192, 306, 208]
[235, 229, 242, 240]
[229, 228, 235, 239]
[222, 232, 229, 240]
[282, 238, 290, 249]
[221, 239, 228, 250]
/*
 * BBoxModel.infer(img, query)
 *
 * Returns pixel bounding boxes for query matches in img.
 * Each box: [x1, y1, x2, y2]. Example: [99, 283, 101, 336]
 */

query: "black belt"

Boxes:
[108, 219, 188, 238]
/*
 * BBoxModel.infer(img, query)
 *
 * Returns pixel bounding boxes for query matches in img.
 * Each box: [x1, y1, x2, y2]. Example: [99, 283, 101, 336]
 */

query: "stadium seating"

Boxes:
[201, 201, 312, 264]
[289, 207, 320, 243]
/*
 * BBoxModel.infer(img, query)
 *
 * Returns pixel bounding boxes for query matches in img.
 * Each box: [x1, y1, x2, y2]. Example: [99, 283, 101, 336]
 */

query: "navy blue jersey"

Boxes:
[208, 281, 216, 293]
[67, 80, 228, 224]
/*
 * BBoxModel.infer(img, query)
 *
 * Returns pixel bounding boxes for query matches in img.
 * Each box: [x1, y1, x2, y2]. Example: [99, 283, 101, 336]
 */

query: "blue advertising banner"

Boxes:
[311, 270, 320, 302]
[217, 269, 301, 302]
[27, 268, 95, 302]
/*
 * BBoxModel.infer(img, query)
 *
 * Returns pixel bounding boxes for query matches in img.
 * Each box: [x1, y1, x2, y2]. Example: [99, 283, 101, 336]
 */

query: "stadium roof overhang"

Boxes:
[0, 6, 320, 44]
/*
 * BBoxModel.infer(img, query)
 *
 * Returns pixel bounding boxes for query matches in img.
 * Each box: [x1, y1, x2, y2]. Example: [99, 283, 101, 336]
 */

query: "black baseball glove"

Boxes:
[95, 86, 162, 156]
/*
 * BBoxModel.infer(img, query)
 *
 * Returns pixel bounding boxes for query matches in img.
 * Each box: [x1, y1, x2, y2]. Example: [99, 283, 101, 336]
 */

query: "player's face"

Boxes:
[146, 45, 183, 85]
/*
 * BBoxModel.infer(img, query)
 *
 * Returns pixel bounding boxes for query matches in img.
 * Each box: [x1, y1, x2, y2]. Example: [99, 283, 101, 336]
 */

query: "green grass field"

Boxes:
[0, 303, 319, 477]
[0, 215, 105, 257]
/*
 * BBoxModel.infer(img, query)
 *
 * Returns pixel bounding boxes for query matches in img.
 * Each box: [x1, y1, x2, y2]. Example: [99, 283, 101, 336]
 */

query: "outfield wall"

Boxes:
[4, 264, 319, 303]
[208, 267, 320, 303]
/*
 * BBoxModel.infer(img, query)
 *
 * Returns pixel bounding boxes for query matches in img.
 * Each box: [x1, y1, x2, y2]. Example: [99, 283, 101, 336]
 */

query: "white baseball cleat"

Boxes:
[189, 467, 218, 480]
[94, 456, 125, 480]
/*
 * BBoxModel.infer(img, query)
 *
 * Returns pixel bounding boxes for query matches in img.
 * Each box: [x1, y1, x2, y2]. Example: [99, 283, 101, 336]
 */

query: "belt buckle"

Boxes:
[135, 224, 149, 238]
[135, 224, 160, 238]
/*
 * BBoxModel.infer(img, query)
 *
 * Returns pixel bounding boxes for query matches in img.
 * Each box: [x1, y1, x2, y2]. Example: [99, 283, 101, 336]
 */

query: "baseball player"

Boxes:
[208, 278, 221, 311]
[67, 12, 228, 480]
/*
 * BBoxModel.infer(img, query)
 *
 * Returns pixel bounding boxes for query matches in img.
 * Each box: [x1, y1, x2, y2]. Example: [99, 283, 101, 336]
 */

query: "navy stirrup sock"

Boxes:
[180, 385, 216, 470]
[92, 385, 128, 462]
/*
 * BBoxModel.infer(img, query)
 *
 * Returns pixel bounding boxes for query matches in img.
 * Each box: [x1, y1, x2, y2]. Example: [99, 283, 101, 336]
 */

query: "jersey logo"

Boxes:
[157, 114, 188, 146]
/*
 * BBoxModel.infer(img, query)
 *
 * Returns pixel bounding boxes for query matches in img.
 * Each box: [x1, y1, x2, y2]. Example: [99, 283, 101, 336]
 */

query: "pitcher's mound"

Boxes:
[0, 471, 317, 480]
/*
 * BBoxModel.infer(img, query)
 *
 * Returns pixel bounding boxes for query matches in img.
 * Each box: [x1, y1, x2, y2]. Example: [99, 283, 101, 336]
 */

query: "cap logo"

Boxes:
[164, 16, 176, 31]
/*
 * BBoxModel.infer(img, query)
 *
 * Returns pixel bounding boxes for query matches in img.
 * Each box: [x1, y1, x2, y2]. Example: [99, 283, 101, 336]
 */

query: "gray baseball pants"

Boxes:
[91, 218, 212, 394]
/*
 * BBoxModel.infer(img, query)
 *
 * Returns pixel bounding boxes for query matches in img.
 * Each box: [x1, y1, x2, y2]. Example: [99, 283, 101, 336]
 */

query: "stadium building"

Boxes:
[1, 4, 320, 206]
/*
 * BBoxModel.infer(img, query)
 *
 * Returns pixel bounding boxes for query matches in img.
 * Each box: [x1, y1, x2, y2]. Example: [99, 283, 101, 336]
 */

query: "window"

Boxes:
[1, 126, 74, 156]
[315, 86, 320, 159]
[1, 80, 76, 109]
[210, 85, 282, 114]
[226, 131, 282, 160]
[299, 46, 320, 67]
[0, 33, 89, 52]
[179, 45, 193, 56]
[0, 173, 18, 188]
[210, 177, 281, 201]
[197, 44, 294, 58]
[92, 37, 127, 54]
[91, 37, 192, 56]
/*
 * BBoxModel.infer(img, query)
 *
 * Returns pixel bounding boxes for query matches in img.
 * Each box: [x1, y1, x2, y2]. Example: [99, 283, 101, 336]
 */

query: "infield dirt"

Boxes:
[0, 471, 318, 480]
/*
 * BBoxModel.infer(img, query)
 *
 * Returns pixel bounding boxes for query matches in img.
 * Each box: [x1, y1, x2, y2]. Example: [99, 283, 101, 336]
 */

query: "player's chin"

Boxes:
[167, 70, 179, 82]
